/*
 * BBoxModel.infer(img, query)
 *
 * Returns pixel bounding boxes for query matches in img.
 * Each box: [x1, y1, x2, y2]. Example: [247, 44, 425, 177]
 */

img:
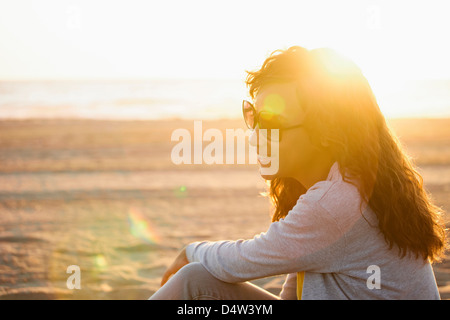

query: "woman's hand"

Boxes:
[160, 247, 190, 286]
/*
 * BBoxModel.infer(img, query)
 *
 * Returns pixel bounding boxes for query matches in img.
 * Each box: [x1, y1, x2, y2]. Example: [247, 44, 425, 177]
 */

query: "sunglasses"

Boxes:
[242, 100, 303, 141]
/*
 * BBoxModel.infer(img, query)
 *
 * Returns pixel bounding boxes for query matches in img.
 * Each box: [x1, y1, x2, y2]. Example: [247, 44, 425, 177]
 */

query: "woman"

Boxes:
[149, 46, 447, 300]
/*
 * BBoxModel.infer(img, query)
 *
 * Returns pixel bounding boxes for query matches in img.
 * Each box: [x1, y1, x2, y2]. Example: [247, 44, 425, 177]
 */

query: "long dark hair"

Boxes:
[246, 46, 447, 262]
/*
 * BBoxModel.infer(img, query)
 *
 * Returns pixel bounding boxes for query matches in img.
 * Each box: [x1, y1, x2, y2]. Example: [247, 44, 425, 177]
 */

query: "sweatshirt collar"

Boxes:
[326, 162, 341, 182]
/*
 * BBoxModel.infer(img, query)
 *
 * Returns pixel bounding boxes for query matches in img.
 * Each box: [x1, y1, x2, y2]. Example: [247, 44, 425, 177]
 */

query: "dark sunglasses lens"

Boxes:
[258, 113, 281, 141]
[258, 112, 280, 130]
[242, 101, 256, 129]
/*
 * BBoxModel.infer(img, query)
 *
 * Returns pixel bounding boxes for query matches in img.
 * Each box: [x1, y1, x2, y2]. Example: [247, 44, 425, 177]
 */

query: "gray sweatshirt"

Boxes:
[186, 162, 441, 300]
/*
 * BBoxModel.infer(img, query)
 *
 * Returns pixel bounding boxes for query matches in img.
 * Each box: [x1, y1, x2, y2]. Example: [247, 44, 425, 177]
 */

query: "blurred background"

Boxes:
[0, 0, 449, 299]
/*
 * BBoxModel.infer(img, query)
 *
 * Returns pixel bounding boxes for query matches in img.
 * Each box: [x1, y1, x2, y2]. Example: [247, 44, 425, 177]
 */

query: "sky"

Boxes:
[0, 0, 449, 85]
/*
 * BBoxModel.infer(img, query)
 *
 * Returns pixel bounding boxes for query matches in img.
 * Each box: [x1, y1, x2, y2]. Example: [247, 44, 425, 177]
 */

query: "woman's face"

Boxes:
[251, 83, 330, 185]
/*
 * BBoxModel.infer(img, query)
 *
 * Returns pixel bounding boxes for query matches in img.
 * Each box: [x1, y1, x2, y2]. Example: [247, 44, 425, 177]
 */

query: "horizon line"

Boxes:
[1, 76, 450, 82]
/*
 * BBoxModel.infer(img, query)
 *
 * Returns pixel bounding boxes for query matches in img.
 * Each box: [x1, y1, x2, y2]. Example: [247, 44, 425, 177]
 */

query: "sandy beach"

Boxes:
[0, 118, 449, 300]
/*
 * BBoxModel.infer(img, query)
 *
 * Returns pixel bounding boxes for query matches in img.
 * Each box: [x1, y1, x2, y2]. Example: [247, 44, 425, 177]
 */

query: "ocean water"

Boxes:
[0, 79, 248, 120]
[0, 78, 449, 120]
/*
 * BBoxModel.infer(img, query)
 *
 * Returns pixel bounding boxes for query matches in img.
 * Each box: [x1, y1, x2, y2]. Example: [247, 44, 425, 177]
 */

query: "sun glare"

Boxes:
[263, 94, 286, 115]
[0, 1, 448, 118]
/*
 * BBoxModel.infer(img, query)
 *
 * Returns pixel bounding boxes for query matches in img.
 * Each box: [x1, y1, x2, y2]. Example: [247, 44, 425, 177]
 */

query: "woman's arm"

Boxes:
[185, 187, 346, 283]
[160, 247, 189, 286]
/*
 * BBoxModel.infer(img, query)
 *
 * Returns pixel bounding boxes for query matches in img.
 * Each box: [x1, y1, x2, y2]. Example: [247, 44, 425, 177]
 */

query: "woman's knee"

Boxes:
[175, 262, 222, 299]
[149, 263, 210, 300]
[176, 262, 211, 281]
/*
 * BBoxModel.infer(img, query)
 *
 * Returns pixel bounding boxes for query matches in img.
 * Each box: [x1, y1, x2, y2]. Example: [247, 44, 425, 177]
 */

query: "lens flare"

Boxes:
[174, 185, 188, 198]
[127, 207, 160, 244]
[94, 254, 108, 270]
[263, 94, 285, 115]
